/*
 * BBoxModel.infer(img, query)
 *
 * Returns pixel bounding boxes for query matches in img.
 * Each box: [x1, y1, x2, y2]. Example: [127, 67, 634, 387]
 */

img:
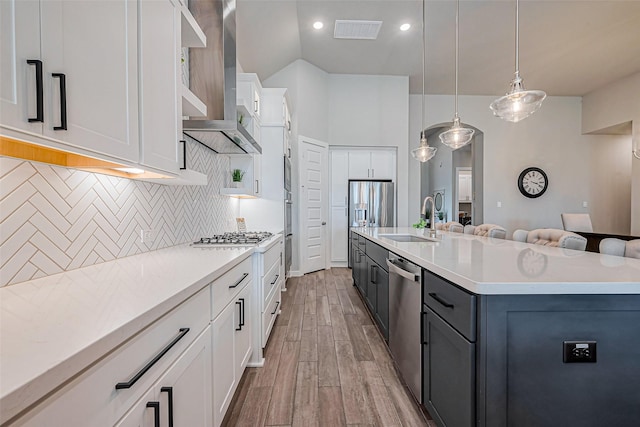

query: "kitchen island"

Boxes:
[351, 227, 640, 427]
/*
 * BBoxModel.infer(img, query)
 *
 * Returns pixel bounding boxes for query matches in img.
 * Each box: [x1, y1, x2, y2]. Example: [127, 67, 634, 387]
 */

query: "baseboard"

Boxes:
[331, 261, 348, 268]
[289, 270, 303, 277]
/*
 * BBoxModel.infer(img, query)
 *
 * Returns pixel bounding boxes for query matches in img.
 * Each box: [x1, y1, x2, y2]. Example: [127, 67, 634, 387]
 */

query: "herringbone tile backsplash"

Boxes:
[0, 139, 237, 287]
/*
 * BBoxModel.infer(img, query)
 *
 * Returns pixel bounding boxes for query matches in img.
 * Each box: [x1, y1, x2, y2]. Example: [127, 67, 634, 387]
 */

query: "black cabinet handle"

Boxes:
[271, 301, 280, 315]
[428, 292, 454, 309]
[235, 301, 242, 331]
[371, 265, 378, 283]
[27, 60, 43, 123]
[52, 73, 67, 130]
[270, 274, 279, 285]
[422, 312, 429, 344]
[115, 328, 190, 389]
[229, 273, 248, 289]
[239, 297, 245, 327]
[254, 99, 258, 113]
[146, 401, 160, 427]
[180, 140, 186, 170]
[161, 387, 174, 427]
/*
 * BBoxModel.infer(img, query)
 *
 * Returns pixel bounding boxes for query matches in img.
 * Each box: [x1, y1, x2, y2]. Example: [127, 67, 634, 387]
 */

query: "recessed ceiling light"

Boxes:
[400, 23, 411, 31]
[313, 21, 324, 30]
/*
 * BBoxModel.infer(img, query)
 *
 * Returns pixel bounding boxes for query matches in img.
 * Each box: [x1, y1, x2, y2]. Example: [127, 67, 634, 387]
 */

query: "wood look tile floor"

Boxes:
[222, 268, 436, 427]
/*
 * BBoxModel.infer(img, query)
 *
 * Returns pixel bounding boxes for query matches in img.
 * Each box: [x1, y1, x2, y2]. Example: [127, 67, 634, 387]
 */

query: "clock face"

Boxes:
[518, 167, 548, 198]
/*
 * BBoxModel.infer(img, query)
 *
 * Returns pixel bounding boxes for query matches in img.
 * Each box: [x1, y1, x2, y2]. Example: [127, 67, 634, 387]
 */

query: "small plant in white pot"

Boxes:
[231, 169, 245, 188]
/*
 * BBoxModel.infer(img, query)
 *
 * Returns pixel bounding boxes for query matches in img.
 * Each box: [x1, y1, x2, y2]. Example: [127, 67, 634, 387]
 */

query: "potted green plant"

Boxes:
[412, 218, 428, 235]
[231, 169, 245, 188]
[437, 210, 447, 222]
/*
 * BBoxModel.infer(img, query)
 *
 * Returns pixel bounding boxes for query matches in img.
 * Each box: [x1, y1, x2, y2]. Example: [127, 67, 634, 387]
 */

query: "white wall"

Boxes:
[409, 94, 632, 236]
[582, 72, 640, 235]
[265, 62, 410, 272]
[264, 60, 329, 274]
[329, 74, 410, 226]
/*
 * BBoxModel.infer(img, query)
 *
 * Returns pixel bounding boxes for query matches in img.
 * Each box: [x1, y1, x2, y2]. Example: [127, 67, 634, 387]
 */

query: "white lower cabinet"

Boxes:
[116, 325, 213, 427]
[9, 256, 257, 427]
[212, 277, 252, 427]
[250, 237, 283, 366]
[11, 287, 210, 427]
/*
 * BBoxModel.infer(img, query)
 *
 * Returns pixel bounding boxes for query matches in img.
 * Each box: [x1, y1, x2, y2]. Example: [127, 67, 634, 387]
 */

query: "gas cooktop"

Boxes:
[192, 231, 273, 246]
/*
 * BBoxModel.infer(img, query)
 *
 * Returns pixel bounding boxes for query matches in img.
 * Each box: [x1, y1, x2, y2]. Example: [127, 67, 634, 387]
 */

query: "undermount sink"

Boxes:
[378, 233, 440, 243]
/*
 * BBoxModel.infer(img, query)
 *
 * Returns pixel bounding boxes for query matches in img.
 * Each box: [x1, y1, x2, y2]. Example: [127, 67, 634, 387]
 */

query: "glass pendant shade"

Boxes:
[490, 72, 546, 122]
[490, 0, 546, 122]
[441, 0, 474, 150]
[412, 131, 437, 162]
[412, 0, 435, 163]
[439, 116, 474, 149]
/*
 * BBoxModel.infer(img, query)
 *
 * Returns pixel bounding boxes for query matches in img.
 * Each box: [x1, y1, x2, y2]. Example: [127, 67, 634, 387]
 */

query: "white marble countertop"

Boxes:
[352, 227, 640, 295]
[0, 243, 255, 423]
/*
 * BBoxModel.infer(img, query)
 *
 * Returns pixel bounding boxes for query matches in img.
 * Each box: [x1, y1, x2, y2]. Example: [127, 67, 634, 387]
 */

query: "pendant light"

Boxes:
[490, 0, 546, 122]
[412, 0, 437, 162]
[440, 0, 474, 149]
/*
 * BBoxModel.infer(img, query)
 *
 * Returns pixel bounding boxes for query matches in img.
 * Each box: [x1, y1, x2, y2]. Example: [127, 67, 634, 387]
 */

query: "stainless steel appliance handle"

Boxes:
[386, 259, 419, 282]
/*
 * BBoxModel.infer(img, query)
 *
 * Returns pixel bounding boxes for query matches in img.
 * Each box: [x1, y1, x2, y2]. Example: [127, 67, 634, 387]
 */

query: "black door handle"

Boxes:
[115, 328, 190, 389]
[235, 301, 242, 331]
[239, 297, 245, 327]
[371, 265, 378, 283]
[271, 301, 280, 315]
[270, 274, 279, 285]
[161, 387, 174, 427]
[27, 60, 43, 123]
[428, 292, 454, 309]
[146, 401, 160, 427]
[52, 73, 67, 130]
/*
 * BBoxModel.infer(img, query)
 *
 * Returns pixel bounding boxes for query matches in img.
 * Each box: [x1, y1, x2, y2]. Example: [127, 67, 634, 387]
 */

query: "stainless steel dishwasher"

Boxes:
[387, 254, 422, 402]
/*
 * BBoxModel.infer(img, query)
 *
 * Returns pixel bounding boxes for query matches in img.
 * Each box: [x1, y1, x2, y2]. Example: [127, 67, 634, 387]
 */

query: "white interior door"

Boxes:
[299, 136, 328, 274]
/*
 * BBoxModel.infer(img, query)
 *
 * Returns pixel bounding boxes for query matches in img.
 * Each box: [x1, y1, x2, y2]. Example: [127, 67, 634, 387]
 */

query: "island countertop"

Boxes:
[351, 227, 640, 295]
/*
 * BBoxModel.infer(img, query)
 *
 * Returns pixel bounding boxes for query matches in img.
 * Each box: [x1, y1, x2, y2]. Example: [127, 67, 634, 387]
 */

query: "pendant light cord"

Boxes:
[515, 0, 520, 75]
[421, 0, 426, 133]
[454, 0, 459, 117]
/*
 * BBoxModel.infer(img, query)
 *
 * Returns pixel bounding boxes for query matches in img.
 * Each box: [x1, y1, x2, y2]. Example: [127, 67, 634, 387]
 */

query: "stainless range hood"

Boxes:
[183, 0, 261, 155]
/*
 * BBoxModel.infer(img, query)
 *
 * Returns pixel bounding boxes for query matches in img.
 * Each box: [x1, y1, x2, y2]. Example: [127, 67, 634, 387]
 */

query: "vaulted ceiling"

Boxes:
[236, 0, 640, 96]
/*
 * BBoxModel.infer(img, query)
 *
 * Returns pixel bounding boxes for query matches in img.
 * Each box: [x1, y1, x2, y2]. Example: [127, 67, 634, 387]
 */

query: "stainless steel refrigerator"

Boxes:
[348, 180, 394, 266]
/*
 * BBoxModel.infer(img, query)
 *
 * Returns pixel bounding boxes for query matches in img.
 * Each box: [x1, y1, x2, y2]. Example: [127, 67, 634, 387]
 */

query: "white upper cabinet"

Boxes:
[261, 88, 292, 158]
[370, 150, 395, 180]
[138, 0, 180, 174]
[331, 150, 349, 206]
[348, 151, 371, 179]
[237, 73, 262, 123]
[40, 0, 139, 162]
[1, 0, 43, 136]
[347, 150, 396, 180]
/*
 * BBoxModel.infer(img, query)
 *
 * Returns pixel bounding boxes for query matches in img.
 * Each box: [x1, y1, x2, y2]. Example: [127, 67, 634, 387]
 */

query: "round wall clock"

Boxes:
[518, 167, 548, 198]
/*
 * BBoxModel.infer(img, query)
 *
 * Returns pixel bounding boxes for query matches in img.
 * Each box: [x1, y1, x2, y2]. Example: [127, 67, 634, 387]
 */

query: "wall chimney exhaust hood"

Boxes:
[183, 0, 262, 155]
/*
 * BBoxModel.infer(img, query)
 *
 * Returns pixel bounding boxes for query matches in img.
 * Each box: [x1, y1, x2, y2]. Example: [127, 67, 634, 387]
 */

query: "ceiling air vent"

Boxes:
[334, 20, 383, 40]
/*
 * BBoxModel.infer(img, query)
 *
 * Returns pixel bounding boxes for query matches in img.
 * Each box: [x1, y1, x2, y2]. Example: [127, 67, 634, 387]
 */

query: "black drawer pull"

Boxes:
[229, 273, 249, 289]
[115, 328, 190, 390]
[146, 401, 160, 427]
[428, 292, 454, 309]
[161, 387, 174, 427]
[271, 301, 280, 315]
[27, 60, 43, 123]
[270, 274, 280, 285]
[239, 297, 245, 327]
[52, 73, 67, 130]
